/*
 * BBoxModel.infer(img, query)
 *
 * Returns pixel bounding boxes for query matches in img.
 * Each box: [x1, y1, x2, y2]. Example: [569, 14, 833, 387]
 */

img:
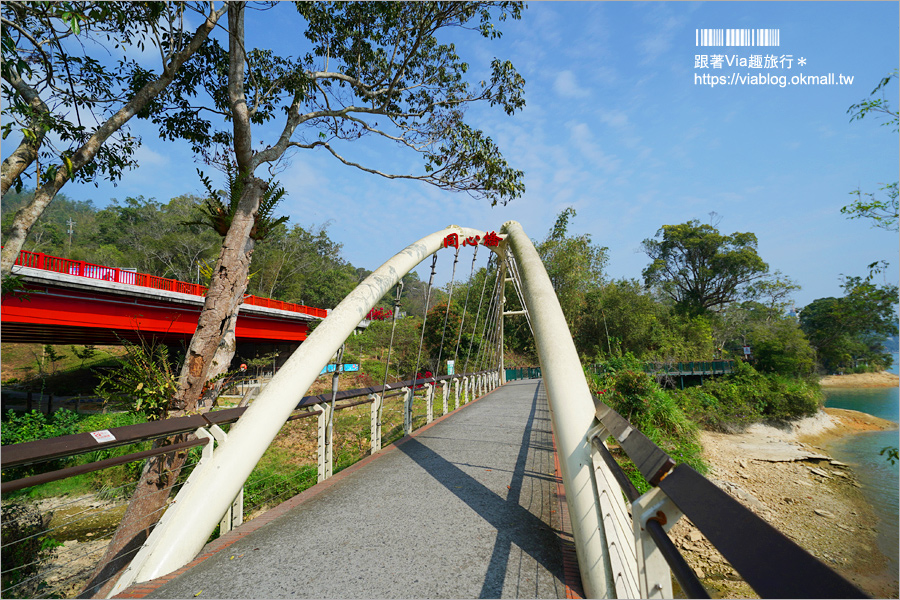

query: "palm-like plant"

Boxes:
[192, 164, 289, 241]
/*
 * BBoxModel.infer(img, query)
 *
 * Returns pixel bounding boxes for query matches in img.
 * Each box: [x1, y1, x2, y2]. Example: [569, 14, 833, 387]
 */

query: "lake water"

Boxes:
[822, 351, 899, 577]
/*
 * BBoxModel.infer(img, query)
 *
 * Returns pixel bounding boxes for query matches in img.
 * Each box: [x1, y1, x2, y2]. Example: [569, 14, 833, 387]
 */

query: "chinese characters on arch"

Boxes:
[442, 231, 502, 249]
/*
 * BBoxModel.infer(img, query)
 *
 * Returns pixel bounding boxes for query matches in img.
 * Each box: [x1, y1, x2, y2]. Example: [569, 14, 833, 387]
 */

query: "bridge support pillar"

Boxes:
[317, 403, 333, 482]
[369, 394, 381, 454]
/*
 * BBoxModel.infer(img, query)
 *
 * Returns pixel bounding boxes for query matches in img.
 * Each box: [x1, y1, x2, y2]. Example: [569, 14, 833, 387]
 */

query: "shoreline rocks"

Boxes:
[819, 370, 899, 388]
[670, 408, 898, 599]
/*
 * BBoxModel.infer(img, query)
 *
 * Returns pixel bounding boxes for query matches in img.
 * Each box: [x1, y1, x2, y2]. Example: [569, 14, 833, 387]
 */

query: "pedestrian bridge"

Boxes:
[0, 222, 869, 599]
[119, 379, 576, 599]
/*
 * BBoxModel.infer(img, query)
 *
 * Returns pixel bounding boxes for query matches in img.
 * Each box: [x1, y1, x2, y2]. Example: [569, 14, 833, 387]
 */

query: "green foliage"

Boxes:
[881, 446, 899, 465]
[194, 165, 289, 241]
[243, 448, 317, 513]
[713, 301, 815, 377]
[676, 361, 821, 430]
[1, 409, 80, 445]
[842, 182, 899, 232]
[95, 340, 178, 419]
[536, 208, 608, 328]
[800, 265, 898, 373]
[141, 2, 526, 206]
[590, 364, 706, 493]
[642, 220, 769, 314]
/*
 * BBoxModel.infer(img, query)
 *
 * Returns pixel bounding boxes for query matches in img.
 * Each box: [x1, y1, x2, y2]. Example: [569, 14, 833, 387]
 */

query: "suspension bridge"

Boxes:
[0, 222, 869, 599]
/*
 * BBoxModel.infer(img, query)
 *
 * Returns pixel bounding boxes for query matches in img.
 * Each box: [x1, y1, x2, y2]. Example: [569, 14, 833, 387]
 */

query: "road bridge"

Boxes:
[2, 250, 329, 346]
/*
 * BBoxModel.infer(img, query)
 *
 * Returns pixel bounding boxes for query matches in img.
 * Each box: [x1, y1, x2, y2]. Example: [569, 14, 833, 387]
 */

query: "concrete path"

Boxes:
[128, 380, 576, 599]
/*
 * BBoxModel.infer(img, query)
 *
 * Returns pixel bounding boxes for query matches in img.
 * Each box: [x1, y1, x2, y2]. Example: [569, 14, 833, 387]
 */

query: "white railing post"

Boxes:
[441, 381, 449, 415]
[369, 393, 381, 454]
[425, 383, 434, 424]
[207, 425, 244, 536]
[632, 487, 682, 599]
[453, 378, 460, 410]
[317, 403, 333, 482]
[462, 375, 469, 404]
[501, 220, 610, 599]
[403, 386, 413, 435]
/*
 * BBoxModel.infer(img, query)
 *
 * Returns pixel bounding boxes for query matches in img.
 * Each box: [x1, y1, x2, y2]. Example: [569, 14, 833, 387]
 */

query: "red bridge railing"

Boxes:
[13, 250, 329, 319]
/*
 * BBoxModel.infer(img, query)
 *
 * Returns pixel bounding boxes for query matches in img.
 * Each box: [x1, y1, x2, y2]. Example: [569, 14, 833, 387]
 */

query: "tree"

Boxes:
[536, 207, 608, 328]
[641, 220, 769, 315]
[800, 269, 899, 373]
[1, 2, 229, 278]
[841, 69, 898, 231]
[86, 3, 527, 594]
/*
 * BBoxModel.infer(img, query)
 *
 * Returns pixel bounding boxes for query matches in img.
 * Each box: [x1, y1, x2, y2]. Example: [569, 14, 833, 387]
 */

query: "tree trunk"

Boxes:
[0, 72, 50, 197]
[81, 179, 264, 598]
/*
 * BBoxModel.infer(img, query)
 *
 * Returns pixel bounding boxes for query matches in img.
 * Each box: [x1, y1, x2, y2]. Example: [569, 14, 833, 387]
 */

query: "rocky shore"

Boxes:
[669, 407, 899, 599]
[819, 370, 900, 388]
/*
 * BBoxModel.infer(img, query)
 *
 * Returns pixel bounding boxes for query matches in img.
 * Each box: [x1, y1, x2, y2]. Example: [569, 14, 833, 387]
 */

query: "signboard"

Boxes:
[319, 364, 360, 375]
[447, 360, 455, 376]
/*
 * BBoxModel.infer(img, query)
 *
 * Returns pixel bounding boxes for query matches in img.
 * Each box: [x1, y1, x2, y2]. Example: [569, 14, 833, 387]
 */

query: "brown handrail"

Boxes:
[1, 370, 496, 471]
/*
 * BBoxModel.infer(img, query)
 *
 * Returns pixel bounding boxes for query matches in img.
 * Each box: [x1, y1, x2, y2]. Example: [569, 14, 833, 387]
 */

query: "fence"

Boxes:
[587, 392, 867, 598]
[12, 250, 329, 319]
[505, 366, 541, 381]
[0, 369, 499, 599]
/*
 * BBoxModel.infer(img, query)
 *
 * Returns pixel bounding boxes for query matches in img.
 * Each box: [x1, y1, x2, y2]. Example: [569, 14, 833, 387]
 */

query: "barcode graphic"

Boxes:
[696, 28, 780, 47]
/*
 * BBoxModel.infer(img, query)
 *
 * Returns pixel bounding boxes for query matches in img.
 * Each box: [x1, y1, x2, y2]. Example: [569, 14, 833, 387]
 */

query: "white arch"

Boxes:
[110, 222, 608, 599]
[109, 226, 503, 595]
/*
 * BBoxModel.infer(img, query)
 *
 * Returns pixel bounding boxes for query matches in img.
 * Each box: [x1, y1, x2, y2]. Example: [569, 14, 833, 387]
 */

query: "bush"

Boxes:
[676, 362, 822, 430]
[589, 366, 707, 494]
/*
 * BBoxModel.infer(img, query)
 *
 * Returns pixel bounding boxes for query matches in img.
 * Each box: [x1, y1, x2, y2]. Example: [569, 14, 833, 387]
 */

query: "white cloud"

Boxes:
[554, 71, 590, 99]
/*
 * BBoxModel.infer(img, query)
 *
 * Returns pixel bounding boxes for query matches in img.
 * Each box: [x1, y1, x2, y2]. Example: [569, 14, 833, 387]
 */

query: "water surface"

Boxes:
[823, 376, 899, 579]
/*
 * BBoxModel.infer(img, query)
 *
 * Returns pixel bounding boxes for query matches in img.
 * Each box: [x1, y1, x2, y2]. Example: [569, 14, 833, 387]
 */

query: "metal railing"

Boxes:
[0, 369, 499, 598]
[588, 394, 868, 598]
[505, 366, 541, 381]
[12, 249, 329, 318]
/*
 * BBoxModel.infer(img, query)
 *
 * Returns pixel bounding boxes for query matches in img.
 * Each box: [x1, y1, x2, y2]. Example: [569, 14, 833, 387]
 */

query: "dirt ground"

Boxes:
[669, 408, 899, 599]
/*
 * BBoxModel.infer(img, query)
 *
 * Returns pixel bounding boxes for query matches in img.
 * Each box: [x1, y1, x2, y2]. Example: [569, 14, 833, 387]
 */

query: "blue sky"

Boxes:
[7, 1, 899, 309]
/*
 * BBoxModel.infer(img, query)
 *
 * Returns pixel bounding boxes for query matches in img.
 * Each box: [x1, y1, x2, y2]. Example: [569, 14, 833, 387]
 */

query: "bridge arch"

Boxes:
[109, 222, 619, 596]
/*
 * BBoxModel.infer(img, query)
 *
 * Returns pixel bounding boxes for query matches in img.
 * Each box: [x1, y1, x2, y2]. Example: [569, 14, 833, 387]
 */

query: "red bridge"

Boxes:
[2, 250, 328, 346]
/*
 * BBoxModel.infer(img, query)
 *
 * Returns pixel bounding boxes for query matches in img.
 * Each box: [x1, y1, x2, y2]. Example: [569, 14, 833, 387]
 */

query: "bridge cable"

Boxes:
[506, 255, 533, 335]
[377, 280, 405, 431]
[411, 253, 439, 391]
[475, 260, 504, 373]
[434, 245, 461, 376]
[482, 259, 506, 373]
[452, 245, 479, 368]
[462, 254, 493, 376]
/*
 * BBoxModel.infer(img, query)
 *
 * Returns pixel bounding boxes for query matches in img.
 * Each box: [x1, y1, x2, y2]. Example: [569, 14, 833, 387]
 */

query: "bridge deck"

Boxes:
[122, 380, 578, 599]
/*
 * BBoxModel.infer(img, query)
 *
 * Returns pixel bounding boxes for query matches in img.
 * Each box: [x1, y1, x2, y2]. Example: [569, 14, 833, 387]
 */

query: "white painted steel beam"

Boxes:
[501, 220, 611, 599]
[109, 226, 503, 595]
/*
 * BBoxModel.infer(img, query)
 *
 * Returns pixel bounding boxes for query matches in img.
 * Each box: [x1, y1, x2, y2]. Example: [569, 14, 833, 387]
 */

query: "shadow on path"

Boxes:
[396, 382, 563, 597]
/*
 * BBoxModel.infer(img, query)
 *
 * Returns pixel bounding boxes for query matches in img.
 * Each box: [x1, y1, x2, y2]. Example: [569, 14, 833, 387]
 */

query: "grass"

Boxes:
[2, 343, 128, 396]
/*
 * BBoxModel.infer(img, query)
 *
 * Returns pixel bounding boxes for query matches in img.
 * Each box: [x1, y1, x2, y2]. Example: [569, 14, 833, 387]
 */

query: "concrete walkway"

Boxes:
[120, 380, 579, 599]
